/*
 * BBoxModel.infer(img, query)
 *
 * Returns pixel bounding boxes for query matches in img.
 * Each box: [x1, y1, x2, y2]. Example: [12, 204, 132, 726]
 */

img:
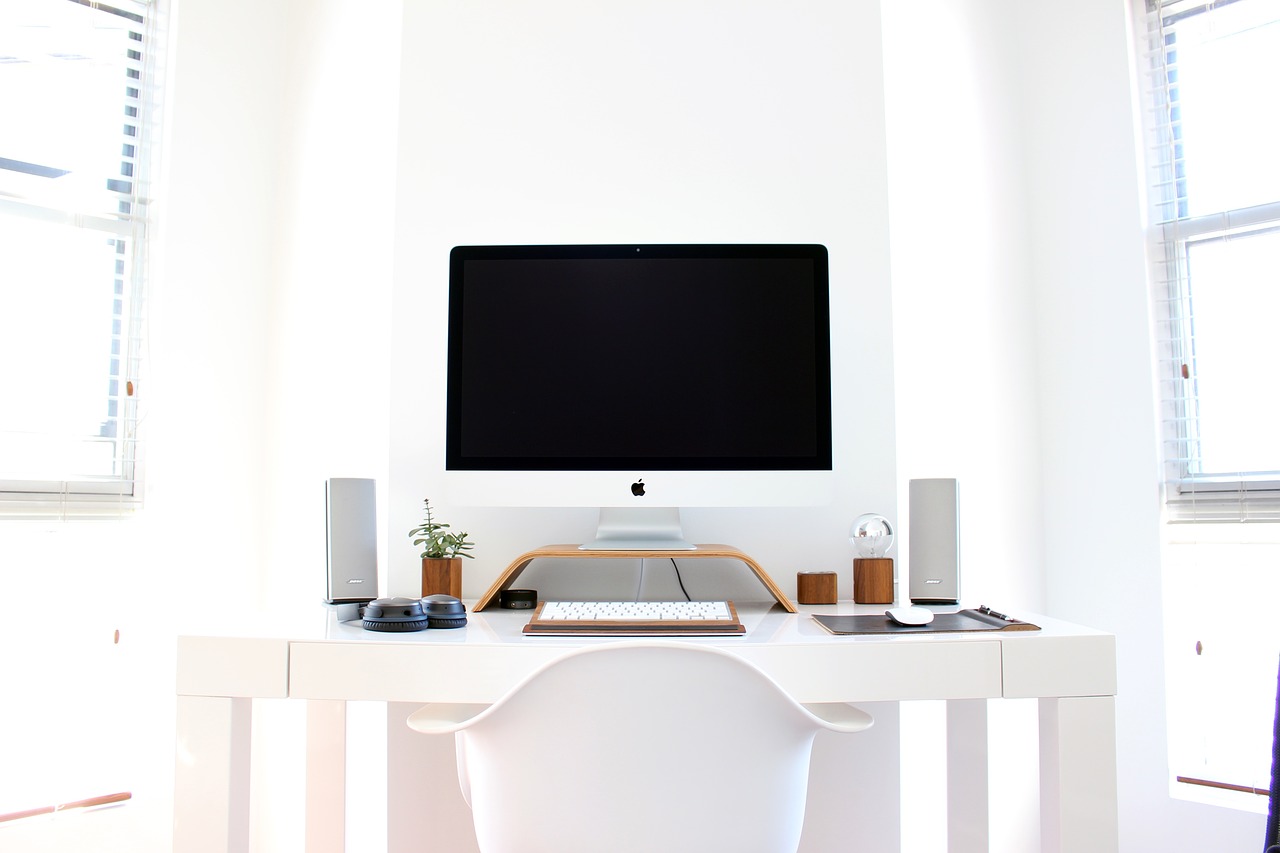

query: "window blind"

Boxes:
[1137, 0, 1280, 522]
[0, 0, 162, 516]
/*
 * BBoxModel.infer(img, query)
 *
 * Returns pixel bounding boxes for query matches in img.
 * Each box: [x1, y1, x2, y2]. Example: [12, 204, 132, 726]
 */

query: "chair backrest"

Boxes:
[408, 641, 871, 853]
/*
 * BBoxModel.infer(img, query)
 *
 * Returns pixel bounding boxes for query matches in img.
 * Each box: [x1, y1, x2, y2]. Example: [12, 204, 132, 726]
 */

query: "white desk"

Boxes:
[173, 602, 1117, 853]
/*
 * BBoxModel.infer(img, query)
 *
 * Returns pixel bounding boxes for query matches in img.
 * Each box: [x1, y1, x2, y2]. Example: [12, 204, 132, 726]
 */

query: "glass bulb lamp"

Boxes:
[850, 512, 895, 604]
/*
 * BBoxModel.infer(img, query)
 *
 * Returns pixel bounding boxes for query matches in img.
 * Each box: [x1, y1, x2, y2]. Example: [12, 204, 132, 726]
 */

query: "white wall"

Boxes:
[882, 0, 1045, 612]
[152, 0, 399, 615]
[386, 0, 898, 603]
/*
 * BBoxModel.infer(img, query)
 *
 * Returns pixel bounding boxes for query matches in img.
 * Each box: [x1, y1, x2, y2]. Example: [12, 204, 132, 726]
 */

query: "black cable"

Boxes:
[1264, 653, 1280, 853]
[670, 558, 691, 601]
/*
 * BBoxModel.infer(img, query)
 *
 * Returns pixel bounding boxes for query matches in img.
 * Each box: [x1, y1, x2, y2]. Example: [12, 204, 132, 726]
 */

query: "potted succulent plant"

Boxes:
[409, 498, 474, 598]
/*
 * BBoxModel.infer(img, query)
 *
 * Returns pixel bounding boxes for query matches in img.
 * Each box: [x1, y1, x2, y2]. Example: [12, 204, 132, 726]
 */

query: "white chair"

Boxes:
[406, 641, 873, 853]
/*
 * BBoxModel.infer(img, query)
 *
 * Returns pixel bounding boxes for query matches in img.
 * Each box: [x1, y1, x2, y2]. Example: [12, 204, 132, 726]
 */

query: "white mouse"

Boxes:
[885, 606, 934, 626]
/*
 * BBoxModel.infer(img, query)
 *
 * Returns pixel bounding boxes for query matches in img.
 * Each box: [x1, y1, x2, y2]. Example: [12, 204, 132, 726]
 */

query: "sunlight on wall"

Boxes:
[1163, 527, 1280, 813]
[0, 519, 177, 852]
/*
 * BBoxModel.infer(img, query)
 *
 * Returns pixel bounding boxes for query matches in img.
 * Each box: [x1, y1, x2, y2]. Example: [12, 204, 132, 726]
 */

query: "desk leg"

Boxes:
[1038, 696, 1118, 853]
[173, 695, 251, 853]
[947, 698, 990, 853]
[306, 700, 348, 853]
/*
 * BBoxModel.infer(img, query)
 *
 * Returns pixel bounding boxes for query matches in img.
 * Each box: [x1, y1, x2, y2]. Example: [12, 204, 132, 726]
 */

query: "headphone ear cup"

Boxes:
[421, 594, 468, 629]
[361, 597, 432, 632]
[362, 616, 431, 632]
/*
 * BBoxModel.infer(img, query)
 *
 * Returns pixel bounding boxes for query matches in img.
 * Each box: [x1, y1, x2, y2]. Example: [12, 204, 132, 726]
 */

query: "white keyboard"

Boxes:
[523, 600, 745, 635]
[538, 600, 735, 621]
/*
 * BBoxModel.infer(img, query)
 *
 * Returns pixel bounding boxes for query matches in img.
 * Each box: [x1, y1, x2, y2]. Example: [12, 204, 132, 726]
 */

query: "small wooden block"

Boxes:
[796, 571, 838, 605]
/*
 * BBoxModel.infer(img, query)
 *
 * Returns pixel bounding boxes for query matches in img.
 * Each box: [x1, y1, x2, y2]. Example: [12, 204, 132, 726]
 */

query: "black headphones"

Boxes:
[361, 595, 468, 632]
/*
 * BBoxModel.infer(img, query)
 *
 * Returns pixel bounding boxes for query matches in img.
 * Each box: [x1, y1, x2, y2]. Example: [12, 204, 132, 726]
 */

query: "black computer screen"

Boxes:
[445, 244, 832, 472]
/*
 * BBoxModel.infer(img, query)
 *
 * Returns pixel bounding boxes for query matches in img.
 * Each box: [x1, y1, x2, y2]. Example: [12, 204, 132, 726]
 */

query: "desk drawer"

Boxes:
[1001, 633, 1117, 698]
[734, 640, 1003, 703]
[177, 635, 291, 698]
[289, 642, 566, 703]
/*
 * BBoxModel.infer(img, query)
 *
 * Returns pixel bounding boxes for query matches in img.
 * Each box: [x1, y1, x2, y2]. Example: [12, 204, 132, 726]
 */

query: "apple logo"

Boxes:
[630, 479, 646, 497]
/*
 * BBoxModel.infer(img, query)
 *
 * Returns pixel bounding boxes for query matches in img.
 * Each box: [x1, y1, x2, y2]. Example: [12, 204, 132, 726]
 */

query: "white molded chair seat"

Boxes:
[406, 641, 873, 853]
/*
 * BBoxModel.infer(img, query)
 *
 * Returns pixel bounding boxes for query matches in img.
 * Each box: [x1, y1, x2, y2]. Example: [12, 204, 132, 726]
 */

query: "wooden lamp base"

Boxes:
[853, 558, 894, 604]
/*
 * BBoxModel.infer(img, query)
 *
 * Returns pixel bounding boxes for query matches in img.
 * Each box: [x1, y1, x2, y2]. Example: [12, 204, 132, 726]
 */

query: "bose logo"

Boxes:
[347, 578, 365, 584]
[925, 579, 942, 584]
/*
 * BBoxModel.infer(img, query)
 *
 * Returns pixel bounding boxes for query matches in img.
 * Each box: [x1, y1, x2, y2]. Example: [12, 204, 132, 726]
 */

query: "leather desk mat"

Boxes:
[812, 608, 1039, 636]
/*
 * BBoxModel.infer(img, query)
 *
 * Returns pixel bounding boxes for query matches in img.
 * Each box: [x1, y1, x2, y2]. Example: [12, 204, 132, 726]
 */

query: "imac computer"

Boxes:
[444, 243, 833, 550]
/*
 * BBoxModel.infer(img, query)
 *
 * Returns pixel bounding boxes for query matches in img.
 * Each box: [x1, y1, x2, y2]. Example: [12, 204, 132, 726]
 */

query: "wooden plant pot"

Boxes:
[422, 557, 463, 598]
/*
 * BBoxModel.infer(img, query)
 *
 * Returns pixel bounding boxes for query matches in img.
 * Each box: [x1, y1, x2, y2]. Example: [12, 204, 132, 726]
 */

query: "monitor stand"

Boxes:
[473, 542, 797, 613]
[579, 507, 696, 551]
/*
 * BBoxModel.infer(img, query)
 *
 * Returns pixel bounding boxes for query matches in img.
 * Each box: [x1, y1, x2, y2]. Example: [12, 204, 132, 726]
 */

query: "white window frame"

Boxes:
[1138, 0, 1280, 522]
[0, 0, 162, 517]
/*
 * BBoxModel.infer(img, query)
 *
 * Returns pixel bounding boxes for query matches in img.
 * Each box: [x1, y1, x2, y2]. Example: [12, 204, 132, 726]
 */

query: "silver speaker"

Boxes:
[908, 478, 960, 604]
[325, 477, 378, 604]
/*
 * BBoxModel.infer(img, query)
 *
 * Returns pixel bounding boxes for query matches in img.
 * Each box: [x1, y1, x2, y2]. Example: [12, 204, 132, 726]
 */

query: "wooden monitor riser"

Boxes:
[473, 544, 797, 612]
